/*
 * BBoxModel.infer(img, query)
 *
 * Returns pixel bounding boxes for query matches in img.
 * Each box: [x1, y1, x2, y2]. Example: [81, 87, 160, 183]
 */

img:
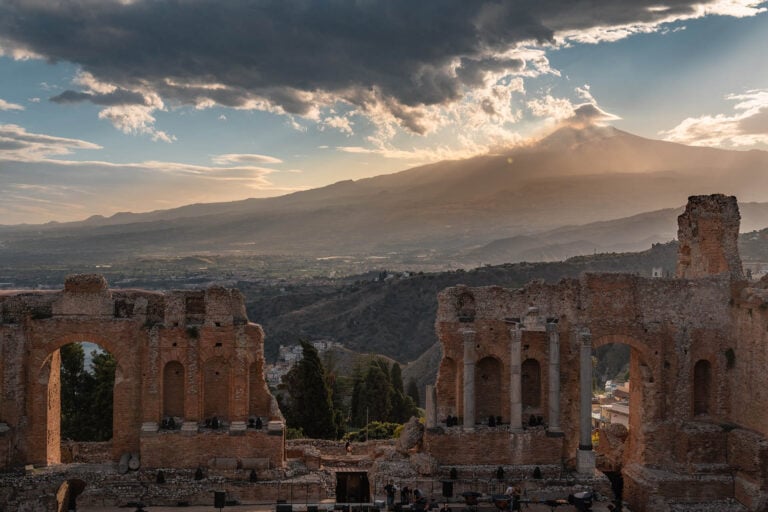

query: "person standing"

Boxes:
[385, 481, 396, 509]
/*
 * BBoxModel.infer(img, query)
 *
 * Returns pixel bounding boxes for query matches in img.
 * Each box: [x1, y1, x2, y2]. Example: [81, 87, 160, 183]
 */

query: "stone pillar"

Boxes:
[461, 328, 476, 430]
[577, 328, 595, 474]
[425, 385, 437, 428]
[506, 320, 523, 432]
[547, 321, 563, 437]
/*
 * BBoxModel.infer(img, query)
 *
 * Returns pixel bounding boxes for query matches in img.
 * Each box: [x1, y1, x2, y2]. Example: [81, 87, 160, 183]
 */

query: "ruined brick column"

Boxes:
[577, 328, 595, 474]
[547, 321, 563, 437]
[461, 327, 476, 430]
[425, 384, 436, 428]
[676, 194, 743, 280]
[506, 320, 523, 432]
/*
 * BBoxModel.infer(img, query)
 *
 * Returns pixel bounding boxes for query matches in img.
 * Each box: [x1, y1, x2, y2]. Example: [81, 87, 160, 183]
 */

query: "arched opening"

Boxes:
[203, 357, 230, 424]
[521, 358, 541, 409]
[593, 342, 631, 436]
[591, 336, 652, 495]
[56, 342, 116, 463]
[56, 478, 86, 512]
[61, 342, 116, 442]
[456, 292, 476, 321]
[475, 357, 502, 423]
[693, 359, 711, 416]
[162, 361, 185, 424]
[591, 338, 651, 511]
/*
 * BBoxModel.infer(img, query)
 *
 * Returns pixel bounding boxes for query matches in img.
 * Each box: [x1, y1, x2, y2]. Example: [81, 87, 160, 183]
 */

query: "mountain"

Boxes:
[2, 126, 768, 263]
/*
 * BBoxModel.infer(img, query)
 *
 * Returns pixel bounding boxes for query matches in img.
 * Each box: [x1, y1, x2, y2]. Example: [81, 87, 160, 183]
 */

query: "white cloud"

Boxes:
[211, 153, 283, 165]
[321, 115, 354, 135]
[0, 98, 24, 111]
[98, 104, 175, 143]
[527, 91, 620, 127]
[0, 123, 101, 161]
[0, 125, 298, 224]
[660, 89, 768, 147]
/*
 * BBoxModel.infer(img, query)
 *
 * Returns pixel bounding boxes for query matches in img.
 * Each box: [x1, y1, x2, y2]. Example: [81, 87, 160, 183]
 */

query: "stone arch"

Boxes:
[693, 359, 712, 416]
[56, 478, 86, 512]
[591, 334, 654, 470]
[203, 356, 230, 421]
[456, 292, 476, 321]
[30, 332, 134, 466]
[521, 358, 541, 410]
[475, 356, 502, 422]
[163, 361, 185, 420]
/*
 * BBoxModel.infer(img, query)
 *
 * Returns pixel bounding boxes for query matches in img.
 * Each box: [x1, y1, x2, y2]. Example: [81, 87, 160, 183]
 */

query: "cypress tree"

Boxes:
[282, 341, 337, 439]
[360, 361, 392, 423]
[406, 379, 420, 407]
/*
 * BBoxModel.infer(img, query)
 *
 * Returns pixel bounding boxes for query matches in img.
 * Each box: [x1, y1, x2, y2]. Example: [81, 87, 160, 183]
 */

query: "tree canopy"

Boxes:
[281, 340, 338, 439]
[60, 343, 116, 442]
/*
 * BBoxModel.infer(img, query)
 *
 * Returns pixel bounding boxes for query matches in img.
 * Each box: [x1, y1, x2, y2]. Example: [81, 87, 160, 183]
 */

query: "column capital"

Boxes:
[546, 320, 559, 334]
[580, 327, 592, 346]
[460, 327, 476, 343]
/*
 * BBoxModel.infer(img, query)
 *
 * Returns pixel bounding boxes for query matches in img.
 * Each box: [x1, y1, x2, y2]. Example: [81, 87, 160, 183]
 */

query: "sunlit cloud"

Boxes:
[0, 124, 299, 224]
[660, 89, 768, 147]
[211, 153, 283, 165]
[0, 98, 24, 111]
[0, 0, 758, 142]
[0, 123, 101, 161]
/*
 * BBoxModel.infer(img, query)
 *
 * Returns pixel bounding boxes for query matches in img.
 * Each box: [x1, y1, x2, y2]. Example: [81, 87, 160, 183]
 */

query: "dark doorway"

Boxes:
[336, 472, 370, 503]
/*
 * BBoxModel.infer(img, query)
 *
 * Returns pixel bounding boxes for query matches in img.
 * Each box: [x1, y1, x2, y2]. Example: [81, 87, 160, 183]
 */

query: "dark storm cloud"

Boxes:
[0, 0, 748, 128]
[50, 89, 148, 106]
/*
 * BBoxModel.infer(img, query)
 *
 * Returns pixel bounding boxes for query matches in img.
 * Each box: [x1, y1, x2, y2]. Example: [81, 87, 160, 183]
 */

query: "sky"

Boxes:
[0, 0, 767, 225]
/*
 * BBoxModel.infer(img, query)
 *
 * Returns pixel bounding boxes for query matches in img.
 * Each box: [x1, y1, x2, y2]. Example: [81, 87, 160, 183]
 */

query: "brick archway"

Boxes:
[591, 334, 654, 469]
[28, 330, 142, 466]
[0, 275, 284, 471]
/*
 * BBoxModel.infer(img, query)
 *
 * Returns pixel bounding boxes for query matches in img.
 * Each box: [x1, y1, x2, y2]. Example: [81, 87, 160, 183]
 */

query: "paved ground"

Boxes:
[80, 503, 619, 512]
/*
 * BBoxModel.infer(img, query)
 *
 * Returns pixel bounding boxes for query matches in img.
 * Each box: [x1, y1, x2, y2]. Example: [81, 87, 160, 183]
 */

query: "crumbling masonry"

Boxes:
[0, 277, 285, 471]
[425, 194, 768, 511]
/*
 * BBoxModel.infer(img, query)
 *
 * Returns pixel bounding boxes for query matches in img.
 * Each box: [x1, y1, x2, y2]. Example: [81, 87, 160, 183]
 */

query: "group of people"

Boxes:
[384, 482, 436, 511]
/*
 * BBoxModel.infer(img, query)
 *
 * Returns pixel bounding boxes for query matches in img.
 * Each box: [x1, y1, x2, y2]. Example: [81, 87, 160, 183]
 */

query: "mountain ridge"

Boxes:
[2, 126, 768, 264]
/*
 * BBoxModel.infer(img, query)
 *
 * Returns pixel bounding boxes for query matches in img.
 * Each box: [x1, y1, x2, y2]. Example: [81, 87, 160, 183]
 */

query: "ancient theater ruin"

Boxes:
[0, 276, 285, 471]
[423, 194, 768, 511]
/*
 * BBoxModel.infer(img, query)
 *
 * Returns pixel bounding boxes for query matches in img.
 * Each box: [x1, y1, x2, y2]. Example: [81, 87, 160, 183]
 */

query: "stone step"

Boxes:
[668, 498, 748, 512]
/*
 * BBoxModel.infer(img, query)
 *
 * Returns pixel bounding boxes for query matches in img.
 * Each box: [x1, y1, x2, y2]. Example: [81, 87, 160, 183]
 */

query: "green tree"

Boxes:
[60, 343, 91, 440]
[359, 361, 392, 423]
[281, 341, 337, 439]
[89, 350, 116, 441]
[60, 343, 115, 441]
[406, 379, 420, 407]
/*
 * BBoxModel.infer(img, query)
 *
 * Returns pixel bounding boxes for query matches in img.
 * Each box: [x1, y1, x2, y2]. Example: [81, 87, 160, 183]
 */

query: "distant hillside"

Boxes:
[2, 126, 768, 265]
[247, 243, 679, 402]
[244, 242, 680, 399]
[460, 202, 768, 266]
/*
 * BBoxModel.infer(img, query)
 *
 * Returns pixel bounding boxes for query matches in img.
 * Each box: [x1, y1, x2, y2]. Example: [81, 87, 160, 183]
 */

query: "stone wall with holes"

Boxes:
[0, 275, 284, 471]
[424, 426, 562, 465]
[140, 429, 285, 469]
[0, 467, 326, 510]
[430, 195, 768, 512]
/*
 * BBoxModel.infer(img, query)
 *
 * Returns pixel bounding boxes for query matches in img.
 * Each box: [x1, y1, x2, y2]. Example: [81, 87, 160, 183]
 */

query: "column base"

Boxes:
[546, 428, 564, 438]
[181, 421, 199, 435]
[576, 449, 595, 475]
[140, 422, 158, 434]
[229, 421, 247, 435]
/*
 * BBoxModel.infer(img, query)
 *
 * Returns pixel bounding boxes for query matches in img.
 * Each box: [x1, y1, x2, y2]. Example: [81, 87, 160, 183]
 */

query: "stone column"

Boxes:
[506, 320, 523, 432]
[461, 328, 477, 430]
[577, 328, 595, 474]
[425, 385, 437, 428]
[547, 321, 563, 437]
